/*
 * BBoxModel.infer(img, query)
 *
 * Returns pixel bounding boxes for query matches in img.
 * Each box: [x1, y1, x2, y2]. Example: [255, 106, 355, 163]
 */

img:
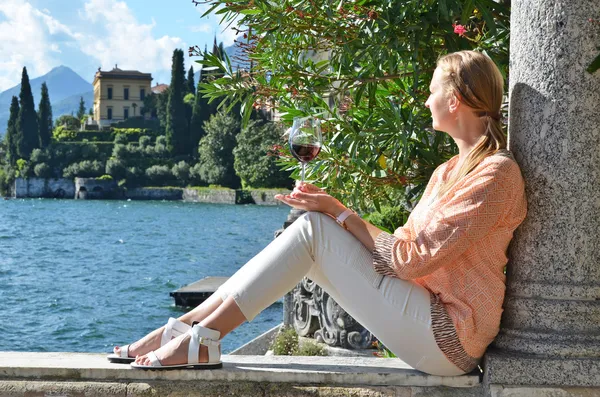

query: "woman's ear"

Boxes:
[448, 92, 461, 114]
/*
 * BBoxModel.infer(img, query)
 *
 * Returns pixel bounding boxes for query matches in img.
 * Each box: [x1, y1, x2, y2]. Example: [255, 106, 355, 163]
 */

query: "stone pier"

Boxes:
[483, 0, 600, 395]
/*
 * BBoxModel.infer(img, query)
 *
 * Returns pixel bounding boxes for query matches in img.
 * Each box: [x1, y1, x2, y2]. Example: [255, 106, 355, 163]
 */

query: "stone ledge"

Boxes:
[0, 352, 480, 388]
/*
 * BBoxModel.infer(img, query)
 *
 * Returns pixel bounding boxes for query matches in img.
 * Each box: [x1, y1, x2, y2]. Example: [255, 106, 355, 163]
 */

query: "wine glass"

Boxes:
[289, 116, 322, 183]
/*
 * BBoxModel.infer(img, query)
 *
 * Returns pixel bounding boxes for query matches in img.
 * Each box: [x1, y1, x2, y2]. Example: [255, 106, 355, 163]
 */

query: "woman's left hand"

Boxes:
[275, 182, 346, 218]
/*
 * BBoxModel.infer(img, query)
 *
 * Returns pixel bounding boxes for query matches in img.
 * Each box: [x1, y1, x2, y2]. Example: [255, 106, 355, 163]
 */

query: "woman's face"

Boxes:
[425, 67, 454, 132]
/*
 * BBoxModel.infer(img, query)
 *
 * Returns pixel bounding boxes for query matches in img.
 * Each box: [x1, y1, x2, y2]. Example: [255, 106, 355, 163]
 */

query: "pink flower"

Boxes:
[453, 23, 467, 37]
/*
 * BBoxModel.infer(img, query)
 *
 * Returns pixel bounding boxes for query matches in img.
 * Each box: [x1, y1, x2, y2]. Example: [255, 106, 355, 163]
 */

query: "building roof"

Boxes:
[151, 84, 169, 94]
[93, 65, 152, 85]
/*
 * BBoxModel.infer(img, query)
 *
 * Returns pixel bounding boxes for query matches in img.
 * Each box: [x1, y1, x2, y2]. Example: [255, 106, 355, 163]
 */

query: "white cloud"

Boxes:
[190, 24, 211, 33]
[0, 0, 80, 91]
[78, 0, 183, 75]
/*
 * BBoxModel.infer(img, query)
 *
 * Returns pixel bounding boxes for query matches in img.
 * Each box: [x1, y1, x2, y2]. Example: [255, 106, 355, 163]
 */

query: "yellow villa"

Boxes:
[92, 66, 152, 127]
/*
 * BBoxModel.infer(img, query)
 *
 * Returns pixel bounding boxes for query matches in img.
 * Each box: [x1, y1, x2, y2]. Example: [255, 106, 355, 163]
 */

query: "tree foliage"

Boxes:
[234, 119, 292, 188]
[16, 67, 39, 159]
[77, 96, 86, 120]
[166, 49, 189, 156]
[38, 82, 53, 148]
[197, 112, 240, 188]
[5, 96, 19, 166]
[196, 0, 509, 211]
[186, 65, 195, 95]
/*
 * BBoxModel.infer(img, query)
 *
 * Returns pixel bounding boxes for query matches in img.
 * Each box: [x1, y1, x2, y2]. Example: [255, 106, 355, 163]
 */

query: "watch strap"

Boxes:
[336, 209, 355, 229]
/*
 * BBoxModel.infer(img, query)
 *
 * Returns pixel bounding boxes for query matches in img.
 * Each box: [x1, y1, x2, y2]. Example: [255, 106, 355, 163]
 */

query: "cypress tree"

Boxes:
[5, 96, 20, 166]
[165, 49, 188, 156]
[16, 67, 39, 159]
[38, 82, 52, 148]
[77, 96, 86, 120]
[189, 76, 211, 156]
[186, 66, 195, 95]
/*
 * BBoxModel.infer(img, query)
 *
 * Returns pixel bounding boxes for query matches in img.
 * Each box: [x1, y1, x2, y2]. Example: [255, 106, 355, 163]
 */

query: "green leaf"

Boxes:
[587, 53, 600, 74]
[240, 9, 263, 15]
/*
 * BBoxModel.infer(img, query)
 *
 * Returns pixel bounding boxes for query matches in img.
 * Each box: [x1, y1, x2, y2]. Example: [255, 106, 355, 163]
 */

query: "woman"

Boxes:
[110, 50, 527, 376]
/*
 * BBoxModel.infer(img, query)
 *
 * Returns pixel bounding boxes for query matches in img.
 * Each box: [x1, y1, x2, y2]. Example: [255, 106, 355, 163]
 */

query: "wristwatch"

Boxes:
[335, 209, 355, 230]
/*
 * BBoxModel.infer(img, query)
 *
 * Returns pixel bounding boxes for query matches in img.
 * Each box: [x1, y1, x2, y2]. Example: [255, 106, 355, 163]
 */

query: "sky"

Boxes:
[0, 0, 241, 91]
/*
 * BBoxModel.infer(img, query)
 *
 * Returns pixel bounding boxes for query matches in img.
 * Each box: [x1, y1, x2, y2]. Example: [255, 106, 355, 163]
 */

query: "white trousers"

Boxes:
[216, 212, 465, 376]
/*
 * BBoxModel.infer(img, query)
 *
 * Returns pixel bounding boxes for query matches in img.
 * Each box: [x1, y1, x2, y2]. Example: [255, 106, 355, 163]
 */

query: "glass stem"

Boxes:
[301, 162, 306, 183]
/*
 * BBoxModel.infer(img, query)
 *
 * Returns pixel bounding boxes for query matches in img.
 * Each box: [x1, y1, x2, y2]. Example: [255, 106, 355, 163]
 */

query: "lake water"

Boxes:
[0, 199, 290, 354]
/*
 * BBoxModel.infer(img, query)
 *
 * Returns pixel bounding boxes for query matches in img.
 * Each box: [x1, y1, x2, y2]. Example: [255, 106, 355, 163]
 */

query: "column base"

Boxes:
[483, 348, 600, 388]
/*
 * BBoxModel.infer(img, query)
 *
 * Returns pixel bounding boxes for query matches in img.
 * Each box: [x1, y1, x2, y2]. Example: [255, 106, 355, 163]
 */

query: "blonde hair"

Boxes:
[436, 50, 506, 198]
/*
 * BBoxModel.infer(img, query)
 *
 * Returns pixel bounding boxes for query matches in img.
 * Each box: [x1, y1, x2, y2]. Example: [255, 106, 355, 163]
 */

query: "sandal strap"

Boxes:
[188, 324, 221, 365]
[147, 351, 162, 367]
[161, 317, 191, 346]
[120, 344, 130, 358]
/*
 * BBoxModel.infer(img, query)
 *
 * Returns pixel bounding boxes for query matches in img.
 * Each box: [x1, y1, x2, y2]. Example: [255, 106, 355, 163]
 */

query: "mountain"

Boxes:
[0, 66, 93, 135]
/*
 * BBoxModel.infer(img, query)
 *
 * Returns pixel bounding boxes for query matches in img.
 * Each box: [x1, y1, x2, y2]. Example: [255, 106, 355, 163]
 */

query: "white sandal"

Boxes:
[107, 317, 191, 364]
[130, 323, 222, 370]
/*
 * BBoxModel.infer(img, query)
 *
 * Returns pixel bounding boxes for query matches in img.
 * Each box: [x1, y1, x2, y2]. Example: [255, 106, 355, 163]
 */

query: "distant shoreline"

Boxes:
[8, 177, 291, 205]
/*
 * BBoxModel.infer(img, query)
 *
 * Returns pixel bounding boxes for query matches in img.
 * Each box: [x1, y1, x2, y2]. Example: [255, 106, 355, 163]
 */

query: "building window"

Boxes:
[107, 108, 113, 120]
[140, 89, 145, 101]
[124, 108, 129, 119]
[124, 88, 129, 100]
[107, 87, 113, 100]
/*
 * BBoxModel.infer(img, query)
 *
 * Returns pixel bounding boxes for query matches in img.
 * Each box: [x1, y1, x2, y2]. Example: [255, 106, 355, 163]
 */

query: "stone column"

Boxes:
[484, 0, 600, 393]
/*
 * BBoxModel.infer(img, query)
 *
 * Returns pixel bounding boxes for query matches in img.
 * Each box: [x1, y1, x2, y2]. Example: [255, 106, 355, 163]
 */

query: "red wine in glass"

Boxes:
[291, 143, 321, 163]
[289, 116, 322, 182]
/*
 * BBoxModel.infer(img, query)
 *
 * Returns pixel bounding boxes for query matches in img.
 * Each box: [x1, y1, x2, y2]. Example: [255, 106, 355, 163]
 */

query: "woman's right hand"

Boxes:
[275, 181, 346, 217]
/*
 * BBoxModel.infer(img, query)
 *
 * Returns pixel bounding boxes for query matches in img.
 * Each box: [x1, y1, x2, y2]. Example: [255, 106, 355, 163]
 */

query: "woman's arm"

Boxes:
[274, 183, 383, 252]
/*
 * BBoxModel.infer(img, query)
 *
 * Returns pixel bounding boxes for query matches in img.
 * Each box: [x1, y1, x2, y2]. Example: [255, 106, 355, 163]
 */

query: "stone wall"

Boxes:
[183, 188, 237, 204]
[125, 187, 183, 200]
[75, 178, 119, 199]
[14, 178, 75, 199]
[249, 189, 291, 206]
[183, 188, 291, 205]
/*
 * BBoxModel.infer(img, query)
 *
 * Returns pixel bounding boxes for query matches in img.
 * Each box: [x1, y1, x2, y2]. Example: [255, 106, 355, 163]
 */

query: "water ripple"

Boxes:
[0, 199, 289, 354]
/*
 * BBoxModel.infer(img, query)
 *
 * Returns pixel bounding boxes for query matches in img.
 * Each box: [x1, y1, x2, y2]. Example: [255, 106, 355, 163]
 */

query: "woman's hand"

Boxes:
[275, 182, 346, 218]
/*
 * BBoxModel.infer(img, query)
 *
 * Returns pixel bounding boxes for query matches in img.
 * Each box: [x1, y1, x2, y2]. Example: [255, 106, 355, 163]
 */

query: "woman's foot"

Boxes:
[113, 317, 191, 359]
[133, 331, 220, 367]
[113, 326, 166, 359]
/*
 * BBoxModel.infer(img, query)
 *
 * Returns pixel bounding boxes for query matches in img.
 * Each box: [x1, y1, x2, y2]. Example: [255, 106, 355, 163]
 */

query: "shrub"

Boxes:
[52, 126, 78, 142]
[145, 165, 173, 184]
[363, 205, 409, 234]
[55, 115, 81, 130]
[171, 161, 190, 184]
[155, 135, 167, 146]
[296, 340, 326, 357]
[189, 163, 204, 185]
[63, 160, 104, 178]
[16, 159, 32, 178]
[114, 134, 128, 145]
[98, 174, 113, 180]
[33, 163, 53, 178]
[197, 112, 241, 188]
[234, 120, 292, 188]
[271, 327, 299, 356]
[138, 135, 152, 148]
[126, 167, 144, 184]
[30, 148, 47, 164]
[112, 144, 128, 159]
[154, 143, 167, 157]
[79, 142, 100, 160]
[106, 158, 127, 180]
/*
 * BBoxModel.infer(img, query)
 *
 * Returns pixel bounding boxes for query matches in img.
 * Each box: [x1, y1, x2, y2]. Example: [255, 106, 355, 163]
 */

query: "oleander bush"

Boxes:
[198, 0, 510, 211]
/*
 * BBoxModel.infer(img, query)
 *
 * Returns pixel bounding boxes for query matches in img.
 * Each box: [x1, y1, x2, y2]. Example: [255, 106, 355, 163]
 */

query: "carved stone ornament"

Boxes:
[292, 277, 375, 350]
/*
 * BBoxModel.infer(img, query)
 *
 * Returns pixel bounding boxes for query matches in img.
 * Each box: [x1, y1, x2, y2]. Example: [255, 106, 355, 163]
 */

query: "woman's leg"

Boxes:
[136, 212, 464, 375]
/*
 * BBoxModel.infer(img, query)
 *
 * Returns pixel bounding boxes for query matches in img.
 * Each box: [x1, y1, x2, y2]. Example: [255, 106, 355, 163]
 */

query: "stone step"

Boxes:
[0, 352, 482, 397]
